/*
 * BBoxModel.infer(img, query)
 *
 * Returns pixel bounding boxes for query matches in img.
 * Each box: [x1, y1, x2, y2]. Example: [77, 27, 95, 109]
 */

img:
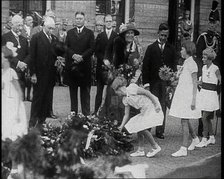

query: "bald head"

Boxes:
[11, 15, 23, 25]
[43, 17, 55, 36]
[44, 17, 55, 27]
[11, 15, 23, 35]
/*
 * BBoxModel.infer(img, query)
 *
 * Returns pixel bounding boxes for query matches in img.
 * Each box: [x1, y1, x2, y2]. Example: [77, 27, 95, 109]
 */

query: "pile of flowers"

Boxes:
[159, 65, 182, 108]
[2, 113, 134, 178]
[116, 64, 136, 84]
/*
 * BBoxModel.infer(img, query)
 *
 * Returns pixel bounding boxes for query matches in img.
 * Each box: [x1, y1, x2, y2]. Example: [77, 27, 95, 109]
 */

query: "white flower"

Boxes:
[6, 42, 18, 57]
[119, 23, 127, 33]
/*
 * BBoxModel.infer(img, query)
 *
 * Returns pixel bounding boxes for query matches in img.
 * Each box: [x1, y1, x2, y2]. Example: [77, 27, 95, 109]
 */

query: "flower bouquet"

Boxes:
[159, 65, 182, 108]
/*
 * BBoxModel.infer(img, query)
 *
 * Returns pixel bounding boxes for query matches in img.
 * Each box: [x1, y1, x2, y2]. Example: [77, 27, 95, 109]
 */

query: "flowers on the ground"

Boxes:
[1, 113, 134, 178]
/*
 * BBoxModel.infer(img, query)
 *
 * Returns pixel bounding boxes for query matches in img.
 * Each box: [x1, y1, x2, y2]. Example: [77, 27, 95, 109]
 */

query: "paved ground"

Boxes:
[24, 86, 221, 178]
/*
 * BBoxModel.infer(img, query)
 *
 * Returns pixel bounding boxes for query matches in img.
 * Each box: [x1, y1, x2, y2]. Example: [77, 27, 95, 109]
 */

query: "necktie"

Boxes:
[48, 35, 52, 43]
[15, 36, 21, 48]
[158, 42, 164, 52]
[78, 29, 81, 34]
[107, 31, 110, 39]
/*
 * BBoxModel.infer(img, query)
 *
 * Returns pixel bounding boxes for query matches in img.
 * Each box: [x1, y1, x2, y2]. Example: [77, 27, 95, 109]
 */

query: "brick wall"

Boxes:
[1, 1, 9, 26]
[54, 1, 96, 31]
[134, 0, 169, 50]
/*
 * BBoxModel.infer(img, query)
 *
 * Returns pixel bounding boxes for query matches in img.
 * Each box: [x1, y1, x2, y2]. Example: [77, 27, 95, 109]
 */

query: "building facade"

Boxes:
[2, 0, 221, 49]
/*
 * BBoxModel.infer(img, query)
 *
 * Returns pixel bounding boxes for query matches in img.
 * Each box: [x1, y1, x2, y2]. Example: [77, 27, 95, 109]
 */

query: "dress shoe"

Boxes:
[206, 135, 216, 145]
[156, 134, 164, 139]
[146, 146, 161, 158]
[130, 150, 145, 157]
[195, 137, 208, 148]
[188, 136, 200, 150]
[171, 146, 187, 157]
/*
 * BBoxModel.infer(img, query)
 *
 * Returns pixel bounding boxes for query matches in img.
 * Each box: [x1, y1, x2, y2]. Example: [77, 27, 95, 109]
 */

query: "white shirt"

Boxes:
[77, 26, 84, 33]
[106, 28, 112, 39]
[24, 25, 31, 36]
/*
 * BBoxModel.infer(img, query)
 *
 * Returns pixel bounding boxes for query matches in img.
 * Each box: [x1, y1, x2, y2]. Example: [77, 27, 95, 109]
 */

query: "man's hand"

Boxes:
[103, 59, 111, 68]
[17, 61, 27, 71]
[72, 54, 83, 64]
[31, 73, 37, 84]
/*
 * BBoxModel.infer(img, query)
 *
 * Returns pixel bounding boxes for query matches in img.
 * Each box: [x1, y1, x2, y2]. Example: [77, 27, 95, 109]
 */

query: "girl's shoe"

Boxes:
[206, 135, 215, 145]
[195, 137, 208, 148]
[188, 136, 200, 150]
[146, 146, 161, 158]
[130, 150, 145, 157]
[171, 146, 187, 157]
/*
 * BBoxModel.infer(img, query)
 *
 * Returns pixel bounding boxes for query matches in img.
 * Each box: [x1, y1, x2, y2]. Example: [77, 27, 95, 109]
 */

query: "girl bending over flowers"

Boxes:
[111, 76, 164, 158]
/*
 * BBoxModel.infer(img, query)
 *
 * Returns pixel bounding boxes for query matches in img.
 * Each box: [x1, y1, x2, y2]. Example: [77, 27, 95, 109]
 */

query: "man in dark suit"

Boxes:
[94, 14, 118, 115]
[29, 17, 59, 128]
[64, 11, 95, 116]
[142, 23, 177, 139]
[21, 15, 34, 101]
[2, 14, 30, 101]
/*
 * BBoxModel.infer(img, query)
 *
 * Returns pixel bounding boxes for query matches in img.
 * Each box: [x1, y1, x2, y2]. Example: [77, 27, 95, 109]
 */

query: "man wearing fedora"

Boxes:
[142, 23, 177, 139]
[196, 8, 221, 137]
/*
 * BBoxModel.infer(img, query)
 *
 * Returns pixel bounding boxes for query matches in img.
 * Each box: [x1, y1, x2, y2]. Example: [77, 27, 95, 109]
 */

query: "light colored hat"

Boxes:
[44, 16, 55, 28]
[119, 22, 140, 36]
[11, 14, 23, 25]
[45, 9, 55, 18]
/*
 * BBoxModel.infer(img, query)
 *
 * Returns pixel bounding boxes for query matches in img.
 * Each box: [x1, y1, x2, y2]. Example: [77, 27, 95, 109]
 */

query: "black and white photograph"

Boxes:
[1, 0, 221, 178]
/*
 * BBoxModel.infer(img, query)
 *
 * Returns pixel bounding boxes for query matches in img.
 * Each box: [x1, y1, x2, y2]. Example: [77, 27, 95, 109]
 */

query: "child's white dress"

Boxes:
[169, 56, 201, 119]
[197, 64, 220, 111]
[123, 83, 164, 133]
[2, 68, 28, 141]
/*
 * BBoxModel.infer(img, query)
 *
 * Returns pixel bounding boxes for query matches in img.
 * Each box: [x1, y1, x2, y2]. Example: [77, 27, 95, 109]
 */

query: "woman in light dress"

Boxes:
[169, 41, 201, 157]
[195, 47, 221, 148]
[2, 43, 28, 178]
[111, 76, 164, 158]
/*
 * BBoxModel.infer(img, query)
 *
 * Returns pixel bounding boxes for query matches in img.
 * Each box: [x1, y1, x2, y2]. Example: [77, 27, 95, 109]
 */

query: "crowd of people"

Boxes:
[1, 3, 221, 177]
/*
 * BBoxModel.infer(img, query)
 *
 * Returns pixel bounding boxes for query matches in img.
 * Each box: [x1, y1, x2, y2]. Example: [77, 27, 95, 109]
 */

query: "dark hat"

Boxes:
[119, 23, 140, 36]
[209, 10, 220, 22]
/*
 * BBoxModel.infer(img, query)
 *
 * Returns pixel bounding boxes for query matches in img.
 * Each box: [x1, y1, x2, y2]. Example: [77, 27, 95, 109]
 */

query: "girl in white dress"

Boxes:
[2, 44, 28, 178]
[111, 76, 164, 158]
[195, 48, 221, 148]
[169, 41, 201, 157]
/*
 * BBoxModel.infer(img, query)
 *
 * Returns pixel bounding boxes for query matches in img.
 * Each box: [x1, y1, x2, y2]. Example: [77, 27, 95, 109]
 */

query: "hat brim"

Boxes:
[119, 29, 140, 36]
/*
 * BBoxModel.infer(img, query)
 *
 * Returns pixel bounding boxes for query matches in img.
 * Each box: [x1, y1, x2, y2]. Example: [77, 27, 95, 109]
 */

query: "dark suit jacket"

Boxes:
[95, 30, 118, 78]
[112, 36, 126, 68]
[2, 31, 30, 78]
[142, 40, 177, 85]
[65, 26, 95, 86]
[29, 30, 58, 86]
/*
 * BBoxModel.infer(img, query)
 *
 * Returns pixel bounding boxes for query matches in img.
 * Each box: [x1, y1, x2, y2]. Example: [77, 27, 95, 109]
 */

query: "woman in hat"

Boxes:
[108, 22, 143, 122]
[113, 22, 143, 75]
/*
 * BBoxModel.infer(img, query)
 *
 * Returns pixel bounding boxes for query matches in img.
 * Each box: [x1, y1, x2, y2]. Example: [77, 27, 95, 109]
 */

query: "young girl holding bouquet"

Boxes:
[2, 43, 28, 178]
[195, 48, 221, 148]
[111, 76, 164, 157]
[169, 41, 201, 157]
